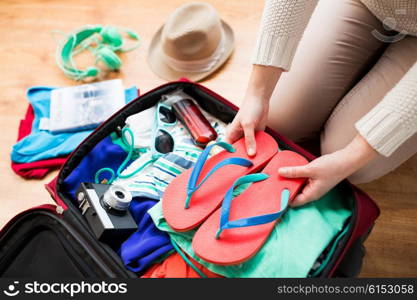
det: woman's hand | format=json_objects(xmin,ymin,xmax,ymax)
[
  {"xmin": 226, "ymin": 95, "xmax": 269, "ymax": 156},
  {"xmin": 279, "ymin": 135, "xmax": 378, "ymax": 207},
  {"xmin": 226, "ymin": 65, "xmax": 283, "ymax": 156}
]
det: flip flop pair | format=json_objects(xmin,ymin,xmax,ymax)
[{"xmin": 162, "ymin": 131, "xmax": 308, "ymax": 265}]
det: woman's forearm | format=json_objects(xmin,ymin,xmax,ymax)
[
  {"xmin": 246, "ymin": 65, "xmax": 284, "ymax": 103},
  {"xmin": 339, "ymin": 134, "xmax": 379, "ymax": 176}
]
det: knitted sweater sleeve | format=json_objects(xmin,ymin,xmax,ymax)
[
  {"xmin": 355, "ymin": 62, "xmax": 417, "ymax": 157},
  {"xmin": 252, "ymin": 0, "xmax": 318, "ymax": 71}
]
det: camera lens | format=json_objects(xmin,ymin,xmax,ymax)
[
  {"xmin": 115, "ymin": 191, "xmax": 125, "ymax": 199},
  {"xmin": 102, "ymin": 185, "xmax": 132, "ymax": 213}
]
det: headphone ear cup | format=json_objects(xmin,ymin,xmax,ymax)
[
  {"xmin": 95, "ymin": 46, "xmax": 122, "ymax": 70},
  {"xmin": 100, "ymin": 26, "xmax": 123, "ymax": 49},
  {"xmin": 85, "ymin": 66, "xmax": 99, "ymax": 77}
]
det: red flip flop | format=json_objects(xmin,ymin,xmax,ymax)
[
  {"xmin": 162, "ymin": 131, "xmax": 278, "ymax": 232},
  {"xmin": 192, "ymin": 150, "xmax": 308, "ymax": 265}
]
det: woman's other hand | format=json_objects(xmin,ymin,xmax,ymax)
[{"xmin": 279, "ymin": 135, "xmax": 378, "ymax": 206}]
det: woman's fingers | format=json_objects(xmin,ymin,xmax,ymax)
[
  {"xmin": 279, "ymin": 164, "xmax": 320, "ymax": 206},
  {"xmin": 279, "ymin": 165, "xmax": 311, "ymax": 178},
  {"xmin": 226, "ymin": 118, "xmax": 257, "ymax": 156},
  {"xmin": 243, "ymin": 124, "xmax": 256, "ymax": 156},
  {"xmin": 290, "ymin": 181, "xmax": 319, "ymax": 207},
  {"xmin": 225, "ymin": 121, "xmax": 243, "ymax": 144},
  {"xmin": 290, "ymin": 192, "xmax": 310, "ymax": 207}
]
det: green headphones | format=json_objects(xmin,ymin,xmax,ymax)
[{"xmin": 56, "ymin": 25, "xmax": 140, "ymax": 81}]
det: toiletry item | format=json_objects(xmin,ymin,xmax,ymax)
[{"xmin": 172, "ymin": 99, "xmax": 217, "ymax": 147}]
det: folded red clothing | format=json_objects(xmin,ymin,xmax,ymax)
[
  {"xmin": 141, "ymin": 252, "xmax": 223, "ymax": 278},
  {"xmin": 11, "ymin": 157, "xmax": 68, "ymax": 179}
]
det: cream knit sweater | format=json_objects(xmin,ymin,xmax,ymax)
[{"xmin": 253, "ymin": 0, "xmax": 417, "ymax": 157}]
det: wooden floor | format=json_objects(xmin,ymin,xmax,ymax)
[{"xmin": 0, "ymin": 0, "xmax": 415, "ymax": 277}]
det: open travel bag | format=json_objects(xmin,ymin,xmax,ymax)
[{"xmin": 0, "ymin": 80, "xmax": 380, "ymax": 278}]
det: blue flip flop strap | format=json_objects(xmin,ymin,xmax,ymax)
[
  {"xmin": 185, "ymin": 141, "xmax": 253, "ymax": 209},
  {"xmin": 215, "ymin": 174, "xmax": 291, "ymax": 239}
]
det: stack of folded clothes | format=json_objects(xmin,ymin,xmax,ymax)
[{"xmin": 10, "ymin": 86, "xmax": 138, "ymax": 179}]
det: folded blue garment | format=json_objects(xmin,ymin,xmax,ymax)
[
  {"xmin": 118, "ymin": 197, "xmax": 173, "ymax": 273},
  {"xmin": 11, "ymin": 86, "xmax": 138, "ymax": 164},
  {"xmin": 61, "ymin": 135, "xmax": 131, "ymax": 200}
]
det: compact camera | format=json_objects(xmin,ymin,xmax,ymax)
[{"xmin": 76, "ymin": 182, "xmax": 137, "ymax": 243}]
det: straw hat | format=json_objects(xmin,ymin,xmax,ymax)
[{"xmin": 147, "ymin": 2, "xmax": 234, "ymax": 82}]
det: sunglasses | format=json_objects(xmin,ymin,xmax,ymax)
[
  {"xmin": 95, "ymin": 103, "xmax": 178, "ymax": 184},
  {"xmin": 151, "ymin": 102, "xmax": 177, "ymax": 158},
  {"xmin": 158, "ymin": 104, "xmax": 176, "ymax": 124}
]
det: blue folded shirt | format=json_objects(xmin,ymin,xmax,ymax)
[{"xmin": 11, "ymin": 86, "xmax": 138, "ymax": 163}]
